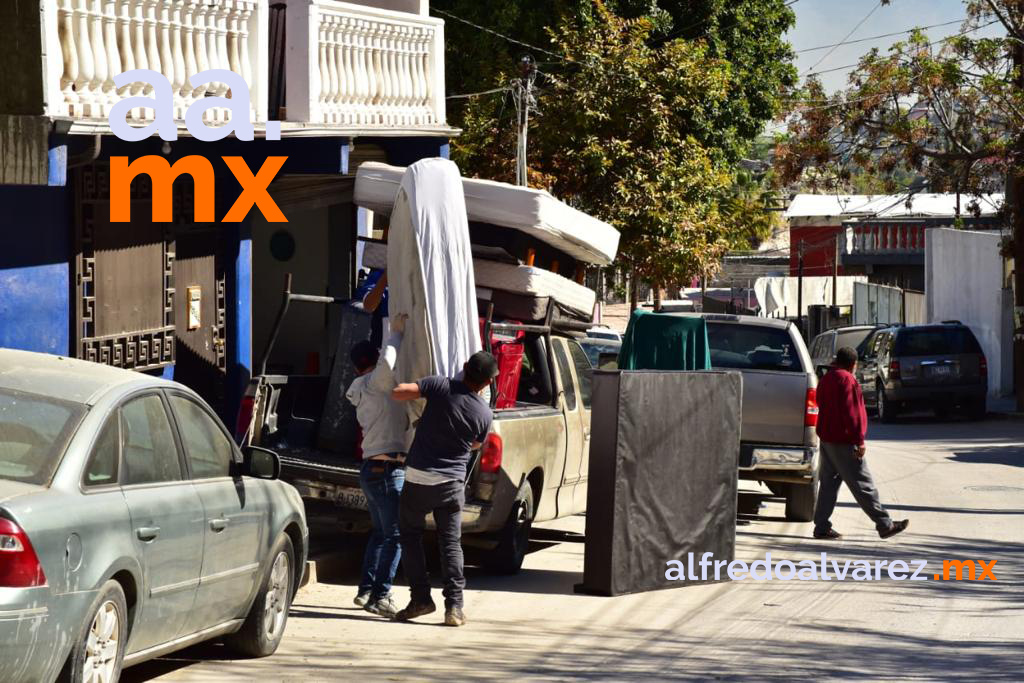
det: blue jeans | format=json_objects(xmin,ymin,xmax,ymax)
[{"xmin": 358, "ymin": 460, "xmax": 405, "ymax": 599}]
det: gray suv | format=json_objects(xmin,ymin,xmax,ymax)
[{"xmin": 855, "ymin": 322, "xmax": 988, "ymax": 421}]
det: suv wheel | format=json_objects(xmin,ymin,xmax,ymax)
[{"xmin": 877, "ymin": 384, "xmax": 897, "ymax": 423}]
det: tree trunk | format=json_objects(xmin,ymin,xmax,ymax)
[
  {"xmin": 629, "ymin": 268, "xmax": 640, "ymax": 311},
  {"xmin": 653, "ymin": 282, "xmax": 662, "ymax": 312},
  {"xmin": 1013, "ymin": 45, "xmax": 1024, "ymax": 411}
]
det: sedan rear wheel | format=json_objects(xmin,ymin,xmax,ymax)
[{"xmin": 60, "ymin": 580, "xmax": 126, "ymax": 683}]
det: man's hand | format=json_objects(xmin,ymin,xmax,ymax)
[
  {"xmin": 855, "ymin": 445, "xmax": 866, "ymax": 459},
  {"xmin": 392, "ymin": 382, "xmax": 421, "ymax": 402},
  {"xmin": 390, "ymin": 313, "xmax": 408, "ymax": 334}
]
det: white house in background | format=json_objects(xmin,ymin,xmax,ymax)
[{"xmin": 0, "ymin": 0, "xmax": 457, "ymax": 419}]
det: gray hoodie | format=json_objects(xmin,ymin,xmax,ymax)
[{"xmin": 345, "ymin": 332, "xmax": 409, "ymax": 457}]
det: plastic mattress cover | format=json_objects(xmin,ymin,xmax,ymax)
[
  {"xmin": 473, "ymin": 260, "xmax": 596, "ymax": 319},
  {"xmin": 386, "ymin": 159, "xmax": 482, "ymax": 420},
  {"xmin": 355, "ymin": 161, "xmax": 620, "ymax": 266}
]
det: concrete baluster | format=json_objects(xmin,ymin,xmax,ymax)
[{"xmin": 59, "ymin": 0, "xmax": 80, "ymax": 106}]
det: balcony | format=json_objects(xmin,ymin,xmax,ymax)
[
  {"xmin": 35, "ymin": 0, "xmax": 448, "ymax": 134},
  {"xmin": 842, "ymin": 217, "xmax": 1002, "ymax": 266}
]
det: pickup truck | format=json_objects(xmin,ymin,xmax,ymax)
[
  {"xmin": 238, "ymin": 278, "xmax": 596, "ymax": 573},
  {"xmin": 684, "ymin": 313, "xmax": 820, "ymax": 521}
]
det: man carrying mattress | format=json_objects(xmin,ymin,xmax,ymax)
[{"xmin": 390, "ymin": 350, "xmax": 499, "ymax": 627}]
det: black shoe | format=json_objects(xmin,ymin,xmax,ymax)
[
  {"xmin": 879, "ymin": 519, "xmax": 909, "ymax": 539},
  {"xmin": 353, "ymin": 590, "xmax": 372, "ymax": 607},
  {"xmin": 813, "ymin": 528, "xmax": 842, "ymax": 540},
  {"xmin": 393, "ymin": 600, "xmax": 436, "ymax": 622},
  {"xmin": 444, "ymin": 606, "xmax": 466, "ymax": 627},
  {"xmin": 364, "ymin": 594, "xmax": 398, "ymax": 618}
]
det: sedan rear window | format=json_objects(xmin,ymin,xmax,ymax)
[
  {"xmin": 707, "ymin": 324, "xmax": 805, "ymax": 373},
  {"xmin": 895, "ymin": 328, "xmax": 982, "ymax": 356},
  {"xmin": 0, "ymin": 389, "xmax": 85, "ymax": 485}
]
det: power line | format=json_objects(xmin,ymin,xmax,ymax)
[
  {"xmin": 803, "ymin": 1, "xmax": 883, "ymax": 76},
  {"xmin": 430, "ymin": 7, "xmax": 566, "ymax": 61},
  {"xmin": 794, "ymin": 18, "xmax": 965, "ymax": 53},
  {"xmin": 446, "ymin": 85, "xmax": 510, "ymax": 100}
]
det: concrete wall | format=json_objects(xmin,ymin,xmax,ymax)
[
  {"xmin": 0, "ymin": 185, "xmax": 71, "ymax": 355},
  {"xmin": 926, "ymin": 228, "xmax": 1012, "ymax": 397},
  {"xmin": 349, "ymin": 0, "xmax": 428, "ymax": 15}
]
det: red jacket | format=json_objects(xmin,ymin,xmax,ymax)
[{"xmin": 816, "ymin": 367, "xmax": 867, "ymax": 446}]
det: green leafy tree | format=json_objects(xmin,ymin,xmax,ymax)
[{"xmin": 775, "ymin": 0, "xmax": 1024, "ymax": 409}]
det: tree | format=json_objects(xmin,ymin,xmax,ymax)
[
  {"xmin": 775, "ymin": 0, "xmax": 1024, "ymax": 410},
  {"xmin": 446, "ymin": 0, "xmax": 796, "ymax": 301}
]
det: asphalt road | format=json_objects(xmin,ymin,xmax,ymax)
[{"xmin": 125, "ymin": 416, "xmax": 1023, "ymax": 681}]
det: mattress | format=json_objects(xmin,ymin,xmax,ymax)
[
  {"xmin": 355, "ymin": 162, "xmax": 620, "ymax": 266},
  {"xmin": 473, "ymin": 260, "xmax": 595, "ymax": 320}
]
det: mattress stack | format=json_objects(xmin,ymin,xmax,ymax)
[{"xmin": 355, "ymin": 163, "xmax": 620, "ymax": 323}]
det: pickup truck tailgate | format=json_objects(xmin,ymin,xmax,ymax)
[{"xmin": 738, "ymin": 370, "xmax": 808, "ymax": 445}]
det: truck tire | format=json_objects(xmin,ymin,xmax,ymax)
[
  {"xmin": 483, "ymin": 483, "xmax": 534, "ymax": 575},
  {"xmin": 226, "ymin": 534, "xmax": 294, "ymax": 658},
  {"xmin": 785, "ymin": 470, "xmax": 818, "ymax": 523}
]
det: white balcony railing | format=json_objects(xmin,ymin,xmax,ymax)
[
  {"xmin": 284, "ymin": 0, "xmax": 446, "ymax": 128},
  {"xmin": 845, "ymin": 223, "xmax": 928, "ymax": 256},
  {"xmin": 47, "ymin": 0, "xmax": 269, "ymax": 124}
]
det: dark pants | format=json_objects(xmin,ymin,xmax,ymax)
[
  {"xmin": 399, "ymin": 480, "xmax": 465, "ymax": 609},
  {"xmin": 814, "ymin": 441, "xmax": 893, "ymax": 535},
  {"xmin": 358, "ymin": 460, "xmax": 404, "ymax": 599}
]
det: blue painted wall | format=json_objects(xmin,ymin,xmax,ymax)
[{"xmin": 0, "ymin": 185, "xmax": 72, "ymax": 355}]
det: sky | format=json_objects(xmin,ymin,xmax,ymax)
[{"xmin": 788, "ymin": 0, "xmax": 1005, "ymax": 93}]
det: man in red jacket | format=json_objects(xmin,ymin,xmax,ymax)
[{"xmin": 813, "ymin": 346, "xmax": 909, "ymax": 540}]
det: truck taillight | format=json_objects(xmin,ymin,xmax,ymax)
[
  {"xmin": 479, "ymin": 433, "xmax": 503, "ymax": 474},
  {"xmin": 805, "ymin": 388, "xmax": 819, "ymax": 427},
  {"xmin": 0, "ymin": 518, "xmax": 46, "ymax": 588},
  {"xmin": 980, "ymin": 356, "xmax": 988, "ymax": 375},
  {"xmin": 235, "ymin": 394, "xmax": 256, "ymax": 441},
  {"xmin": 889, "ymin": 360, "xmax": 901, "ymax": 380}
]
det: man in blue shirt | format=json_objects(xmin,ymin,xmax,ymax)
[
  {"xmin": 355, "ymin": 268, "xmax": 388, "ymax": 348},
  {"xmin": 390, "ymin": 351, "xmax": 498, "ymax": 627}
]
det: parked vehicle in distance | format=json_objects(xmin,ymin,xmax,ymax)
[
  {"xmin": 579, "ymin": 337, "xmax": 622, "ymax": 369},
  {"xmin": 0, "ymin": 350, "xmax": 308, "ymax": 683},
  {"xmin": 855, "ymin": 322, "xmax": 988, "ymax": 422},
  {"xmin": 675, "ymin": 313, "xmax": 819, "ymax": 522},
  {"xmin": 586, "ymin": 326, "xmax": 623, "ymax": 342},
  {"xmin": 809, "ymin": 325, "xmax": 884, "ymax": 376}
]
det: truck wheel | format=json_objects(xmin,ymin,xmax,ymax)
[
  {"xmin": 226, "ymin": 534, "xmax": 294, "ymax": 658},
  {"xmin": 785, "ymin": 470, "xmax": 818, "ymax": 523},
  {"xmin": 483, "ymin": 484, "xmax": 534, "ymax": 575},
  {"xmin": 877, "ymin": 384, "xmax": 897, "ymax": 423},
  {"xmin": 60, "ymin": 579, "xmax": 127, "ymax": 683}
]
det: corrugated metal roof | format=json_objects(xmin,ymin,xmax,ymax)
[{"xmin": 785, "ymin": 193, "xmax": 1003, "ymax": 219}]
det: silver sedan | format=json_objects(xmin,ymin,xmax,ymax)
[{"xmin": 0, "ymin": 349, "xmax": 308, "ymax": 683}]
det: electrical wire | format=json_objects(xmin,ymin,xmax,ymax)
[
  {"xmin": 802, "ymin": 1, "xmax": 883, "ymax": 77},
  {"xmin": 446, "ymin": 85, "xmax": 510, "ymax": 100},
  {"xmin": 430, "ymin": 7, "xmax": 567, "ymax": 61}
]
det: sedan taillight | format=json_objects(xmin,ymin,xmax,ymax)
[
  {"xmin": 0, "ymin": 518, "xmax": 46, "ymax": 588},
  {"xmin": 805, "ymin": 388, "xmax": 819, "ymax": 427}
]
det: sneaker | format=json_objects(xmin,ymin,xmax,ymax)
[
  {"xmin": 879, "ymin": 519, "xmax": 909, "ymax": 539},
  {"xmin": 353, "ymin": 590, "xmax": 372, "ymax": 607},
  {"xmin": 393, "ymin": 600, "xmax": 437, "ymax": 622},
  {"xmin": 444, "ymin": 607, "xmax": 466, "ymax": 627},
  {"xmin": 813, "ymin": 528, "xmax": 842, "ymax": 540},
  {"xmin": 364, "ymin": 594, "xmax": 398, "ymax": 618}
]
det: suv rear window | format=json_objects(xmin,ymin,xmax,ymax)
[
  {"xmin": 707, "ymin": 323, "xmax": 805, "ymax": 373},
  {"xmin": 0, "ymin": 389, "xmax": 86, "ymax": 485},
  {"xmin": 895, "ymin": 328, "xmax": 982, "ymax": 356}
]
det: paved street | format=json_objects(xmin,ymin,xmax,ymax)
[{"xmin": 125, "ymin": 417, "xmax": 1023, "ymax": 682}]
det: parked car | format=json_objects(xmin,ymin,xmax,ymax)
[
  {"xmin": 808, "ymin": 325, "xmax": 884, "ymax": 376},
  {"xmin": 579, "ymin": 337, "xmax": 622, "ymax": 369},
  {"xmin": 855, "ymin": 322, "xmax": 988, "ymax": 422},
  {"xmin": 585, "ymin": 326, "xmax": 623, "ymax": 342},
  {"xmin": 676, "ymin": 314, "xmax": 819, "ymax": 521},
  {"xmin": 240, "ymin": 286, "xmax": 596, "ymax": 574},
  {"xmin": 0, "ymin": 349, "xmax": 308, "ymax": 683}
]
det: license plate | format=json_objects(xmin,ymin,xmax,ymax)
[
  {"xmin": 929, "ymin": 365, "xmax": 953, "ymax": 377},
  {"xmin": 337, "ymin": 487, "xmax": 368, "ymax": 510}
]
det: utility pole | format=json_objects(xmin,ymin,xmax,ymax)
[
  {"xmin": 515, "ymin": 54, "xmax": 536, "ymax": 187},
  {"xmin": 797, "ymin": 240, "xmax": 805, "ymax": 340},
  {"xmin": 832, "ymin": 232, "xmax": 839, "ymax": 308},
  {"xmin": 1013, "ymin": 42, "xmax": 1024, "ymax": 410}
]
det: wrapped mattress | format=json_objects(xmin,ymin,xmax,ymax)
[
  {"xmin": 355, "ymin": 162, "xmax": 620, "ymax": 266},
  {"xmin": 363, "ymin": 240, "xmax": 595, "ymax": 321}
]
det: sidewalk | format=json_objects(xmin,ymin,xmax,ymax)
[{"xmin": 988, "ymin": 395, "xmax": 1024, "ymax": 420}]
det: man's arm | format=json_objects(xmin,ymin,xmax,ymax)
[
  {"xmin": 847, "ymin": 375, "xmax": 867, "ymax": 455},
  {"xmin": 362, "ymin": 272, "xmax": 388, "ymax": 313},
  {"xmin": 392, "ymin": 382, "xmax": 421, "ymax": 402},
  {"xmin": 367, "ymin": 315, "xmax": 406, "ymax": 394}
]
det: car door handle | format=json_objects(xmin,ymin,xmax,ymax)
[
  {"xmin": 209, "ymin": 518, "xmax": 230, "ymax": 532},
  {"xmin": 136, "ymin": 526, "xmax": 160, "ymax": 541}
]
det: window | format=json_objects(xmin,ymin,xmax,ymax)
[
  {"xmin": 0, "ymin": 389, "xmax": 85, "ymax": 486},
  {"xmin": 170, "ymin": 396, "xmax": 235, "ymax": 479},
  {"xmin": 553, "ymin": 342, "xmax": 577, "ymax": 411},
  {"xmin": 895, "ymin": 328, "xmax": 983, "ymax": 356},
  {"xmin": 568, "ymin": 341, "xmax": 593, "ymax": 409},
  {"xmin": 84, "ymin": 414, "xmax": 119, "ymax": 487},
  {"xmin": 706, "ymin": 324, "xmax": 806, "ymax": 373},
  {"xmin": 120, "ymin": 395, "xmax": 182, "ymax": 485}
]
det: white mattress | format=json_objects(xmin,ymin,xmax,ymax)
[
  {"xmin": 355, "ymin": 162, "xmax": 620, "ymax": 266},
  {"xmin": 472, "ymin": 260, "xmax": 596, "ymax": 319}
]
